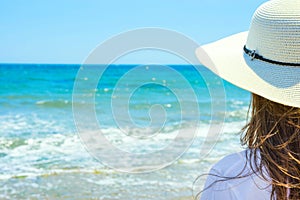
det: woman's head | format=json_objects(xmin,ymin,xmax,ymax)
[
  {"xmin": 242, "ymin": 93, "xmax": 300, "ymax": 199},
  {"xmin": 195, "ymin": 0, "xmax": 300, "ymax": 199}
]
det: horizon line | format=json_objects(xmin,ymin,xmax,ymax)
[{"xmin": 0, "ymin": 62, "xmax": 202, "ymax": 66}]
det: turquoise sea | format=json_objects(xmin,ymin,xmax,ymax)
[{"xmin": 0, "ymin": 64, "xmax": 250, "ymax": 199}]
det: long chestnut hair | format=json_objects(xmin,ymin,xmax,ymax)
[{"xmin": 242, "ymin": 93, "xmax": 300, "ymax": 199}]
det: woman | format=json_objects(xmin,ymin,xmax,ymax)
[{"xmin": 195, "ymin": 0, "xmax": 300, "ymax": 199}]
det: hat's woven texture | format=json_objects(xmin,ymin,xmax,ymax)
[{"xmin": 247, "ymin": 0, "xmax": 300, "ymax": 64}]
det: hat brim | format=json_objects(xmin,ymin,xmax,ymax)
[{"xmin": 195, "ymin": 31, "xmax": 300, "ymax": 108}]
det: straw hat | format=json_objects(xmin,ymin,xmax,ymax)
[{"xmin": 195, "ymin": 0, "xmax": 300, "ymax": 108}]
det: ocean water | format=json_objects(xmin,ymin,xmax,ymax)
[{"xmin": 0, "ymin": 64, "xmax": 250, "ymax": 199}]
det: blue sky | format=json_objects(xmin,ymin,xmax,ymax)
[{"xmin": 0, "ymin": 0, "xmax": 267, "ymax": 64}]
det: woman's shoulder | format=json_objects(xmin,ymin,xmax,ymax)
[
  {"xmin": 210, "ymin": 150, "xmax": 249, "ymax": 176},
  {"xmin": 200, "ymin": 150, "xmax": 271, "ymax": 199}
]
